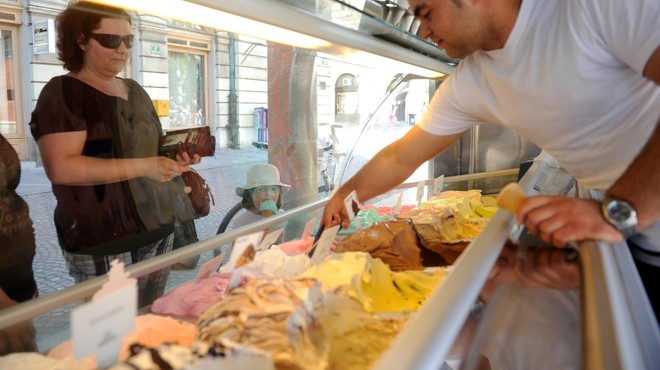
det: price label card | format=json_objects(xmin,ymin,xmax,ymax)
[
  {"xmin": 392, "ymin": 191, "xmax": 404, "ymax": 216},
  {"xmin": 416, "ymin": 181, "xmax": 425, "ymax": 205},
  {"xmin": 433, "ymin": 175, "xmax": 445, "ymax": 196},
  {"xmin": 258, "ymin": 228, "xmax": 284, "ymax": 251},
  {"xmin": 196, "ymin": 252, "xmax": 225, "ymax": 280},
  {"xmin": 344, "ymin": 190, "xmax": 360, "ymax": 221},
  {"xmin": 302, "ymin": 217, "xmax": 318, "ymax": 240},
  {"xmin": 311, "ymin": 224, "xmax": 340, "ymax": 264},
  {"xmin": 72, "ymin": 260, "xmax": 136, "ymax": 368},
  {"xmin": 219, "ymin": 231, "xmax": 263, "ymax": 273}
]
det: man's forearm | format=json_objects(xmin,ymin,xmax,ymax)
[{"xmin": 607, "ymin": 118, "xmax": 660, "ymax": 230}]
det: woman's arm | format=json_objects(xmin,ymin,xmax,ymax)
[{"xmin": 38, "ymin": 131, "xmax": 190, "ymax": 185}]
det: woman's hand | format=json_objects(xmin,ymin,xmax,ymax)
[
  {"xmin": 175, "ymin": 151, "xmax": 201, "ymax": 165},
  {"xmin": 0, "ymin": 290, "xmax": 36, "ymax": 355},
  {"xmin": 143, "ymin": 156, "xmax": 191, "ymax": 182}
]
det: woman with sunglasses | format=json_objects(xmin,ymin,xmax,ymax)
[{"xmin": 29, "ymin": 1, "xmax": 199, "ymax": 307}]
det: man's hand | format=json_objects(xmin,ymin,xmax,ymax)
[
  {"xmin": 517, "ymin": 196, "xmax": 623, "ymax": 247},
  {"xmin": 514, "ymin": 246, "xmax": 580, "ymax": 290},
  {"xmin": 322, "ymin": 192, "xmax": 351, "ymax": 229}
]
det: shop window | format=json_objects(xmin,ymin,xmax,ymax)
[
  {"xmin": 167, "ymin": 38, "xmax": 210, "ymax": 129},
  {"xmin": 335, "ymin": 73, "xmax": 359, "ymax": 124},
  {"xmin": 0, "ymin": 28, "xmax": 18, "ymax": 137}
]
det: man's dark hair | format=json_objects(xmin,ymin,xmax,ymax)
[{"xmin": 56, "ymin": 1, "xmax": 132, "ymax": 72}]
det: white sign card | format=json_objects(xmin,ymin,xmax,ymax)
[
  {"xmin": 258, "ymin": 228, "xmax": 285, "ymax": 251},
  {"xmin": 219, "ymin": 231, "xmax": 263, "ymax": 273},
  {"xmin": 302, "ymin": 217, "xmax": 318, "ymax": 240},
  {"xmin": 344, "ymin": 190, "xmax": 363, "ymax": 230},
  {"xmin": 196, "ymin": 252, "xmax": 225, "ymax": 280},
  {"xmin": 416, "ymin": 181, "xmax": 425, "ymax": 205},
  {"xmin": 343, "ymin": 190, "xmax": 360, "ymax": 221},
  {"xmin": 433, "ymin": 175, "xmax": 445, "ymax": 196},
  {"xmin": 72, "ymin": 260, "xmax": 136, "ymax": 368},
  {"xmin": 310, "ymin": 224, "xmax": 340, "ymax": 264},
  {"xmin": 392, "ymin": 191, "xmax": 404, "ymax": 216}
]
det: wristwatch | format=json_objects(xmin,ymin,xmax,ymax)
[
  {"xmin": 601, "ymin": 196, "xmax": 638, "ymax": 239},
  {"xmin": 470, "ymin": 295, "xmax": 486, "ymax": 320}
]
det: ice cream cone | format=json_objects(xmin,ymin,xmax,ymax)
[
  {"xmin": 497, "ymin": 183, "xmax": 526, "ymax": 213},
  {"xmin": 259, "ymin": 199, "xmax": 277, "ymax": 218}
]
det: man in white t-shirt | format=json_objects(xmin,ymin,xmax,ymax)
[{"xmin": 322, "ymin": 0, "xmax": 659, "ymax": 315}]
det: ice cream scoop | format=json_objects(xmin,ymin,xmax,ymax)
[
  {"xmin": 497, "ymin": 183, "xmax": 527, "ymax": 213},
  {"xmin": 259, "ymin": 199, "xmax": 277, "ymax": 217}
]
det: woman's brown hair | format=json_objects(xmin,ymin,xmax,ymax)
[{"xmin": 56, "ymin": 1, "xmax": 132, "ymax": 72}]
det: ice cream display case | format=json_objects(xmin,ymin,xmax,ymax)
[{"xmin": 3, "ymin": 0, "xmax": 659, "ymax": 369}]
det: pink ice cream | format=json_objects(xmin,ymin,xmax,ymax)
[
  {"xmin": 277, "ymin": 236, "xmax": 315, "ymax": 255},
  {"xmin": 150, "ymin": 273, "xmax": 249, "ymax": 318}
]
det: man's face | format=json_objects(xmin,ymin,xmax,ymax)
[{"xmin": 409, "ymin": 0, "xmax": 485, "ymax": 58}]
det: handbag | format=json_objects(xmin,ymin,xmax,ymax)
[{"xmin": 181, "ymin": 169, "xmax": 215, "ymax": 218}]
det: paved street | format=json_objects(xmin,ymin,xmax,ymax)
[{"xmin": 17, "ymin": 147, "xmax": 270, "ymax": 350}]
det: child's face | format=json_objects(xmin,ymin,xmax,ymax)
[{"xmin": 252, "ymin": 185, "xmax": 281, "ymax": 209}]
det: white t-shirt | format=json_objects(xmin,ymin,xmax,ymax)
[
  {"xmin": 420, "ymin": 0, "xmax": 659, "ymax": 189},
  {"xmin": 418, "ymin": 0, "xmax": 660, "ymax": 245}
]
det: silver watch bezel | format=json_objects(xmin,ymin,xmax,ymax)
[{"xmin": 601, "ymin": 196, "xmax": 638, "ymax": 239}]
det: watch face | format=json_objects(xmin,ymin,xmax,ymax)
[
  {"xmin": 605, "ymin": 199, "xmax": 638, "ymax": 230},
  {"xmin": 609, "ymin": 202, "xmax": 632, "ymax": 221}
]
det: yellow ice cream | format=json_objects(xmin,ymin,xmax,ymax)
[
  {"xmin": 302, "ymin": 252, "xmax": 448, "ymax": 313},
  {"xmin": 420, "ymin": 189, "xmax": 498, "ymax": 219},
  {"xmin": 316, "ymin": 291, "xmax": 408, "ymax": 370}
]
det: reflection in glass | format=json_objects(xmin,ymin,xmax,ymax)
[
  {"xmin": 0, "ymin": 30, "xmax": 17, "ymax": 136},
  {"xmin": 168, "ymin": 51, "xmax": 206, "ymax": 129},
  {"xmin": 455, "ymin": 242, "xmax": 581, "ymax": 370}
]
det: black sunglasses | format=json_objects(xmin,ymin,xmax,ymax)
[{"xmin": 87, "ymin": 33, "xmax": 134, "ymax": 49}]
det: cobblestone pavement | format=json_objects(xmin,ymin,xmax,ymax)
[{"xmin": 17, "ymin": 147, "xmax": 270, "ymax": 351}]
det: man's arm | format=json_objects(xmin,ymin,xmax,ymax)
[
  {"xmin": 517, "ymin": 117, "xmax": 659, "ymax": 247},
  {"xmin": 322, "ymin": 126, "xmax": 464, "ymax": 227},
  {"xmin": 607, "ymin": 118, "xmax": 660, "ymax": 230},
  {"xmin": 643, "ymin": 46, "xmax": 660, "ymax": 84}
]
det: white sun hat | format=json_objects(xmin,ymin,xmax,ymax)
[{"xmin": 236, "ymin": 164, "xmax": 291, "ymax": 197}]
